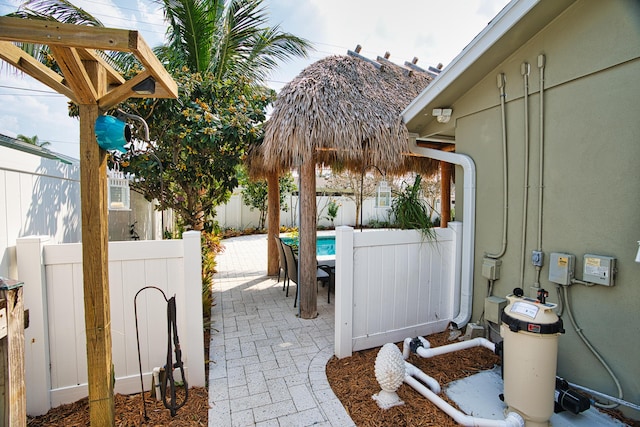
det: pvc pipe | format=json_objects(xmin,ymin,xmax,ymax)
[
  {"xmin": 402, "ymin": 336, "xmax": 431, "ymax": 360},
  {"xmin": 152, "ymin": 367, "xmax": 162, "ymax": 401},
  {"xmin": 404, "ymin": 374, "xmax": 524, "ymax": 427},
  {"xmin": 405, "ymin": 362, "xmax": 441, "ymax": 394},
  {"xmin": 408, "ymin": 138, "xmax": 476, "ymax": 329},
  {"xmin": 415, "ymin": 337, "xmax": 496, "ymax": 359}
]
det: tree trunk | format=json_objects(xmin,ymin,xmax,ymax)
[
  {"xmin": 299, "ymin": 156, "xmax": 317, "ymax": 318},
  {"xmin": 267, "ymin": 172, "xmax": 280, "ymax": 276}
]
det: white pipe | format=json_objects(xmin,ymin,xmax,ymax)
[
  {"xmin": 519, "ymin": 63, "xmax": 531, "ymax": 289},
  {"xmin": 152, "ymin": 367, "xmax": 162, "ymax": 401},
  {"xmin": 402, "ymin": 336, "xmax": 431, "ymax": 360},
  {"xmin": 405, "ymin": 362, "xmax": 441, "ymax": 394},
  {"xmin": 409, "ymin": 138, "xmax": 476, "ymax": 329},
  {"xmin": 415, "ymin": 337, "xmax": 496, "ymax": 359},
  {"xmin": 404, "ymin": 374, "xmax": 524, "ymax": 427},
  {"xmin": 486, "ymin": 73, "xmax": 509, "ymax": 260}
]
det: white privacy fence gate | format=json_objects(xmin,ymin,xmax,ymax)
[
  {"xmin": 334, "ymin": 223, "xmax": 462, "ymax": 358},
  {"xmin": 16, "ymin": 232, "xmax": 205, "ymax": 416}
]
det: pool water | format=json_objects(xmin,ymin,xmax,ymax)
[{"xmin": 281, "ymin": 235, "xmax": 336, "ymax": 256}]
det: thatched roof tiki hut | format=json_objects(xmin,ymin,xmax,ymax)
[{"xmin": 256, "ymin": 48, "xmax": 441, "ymax": 319}]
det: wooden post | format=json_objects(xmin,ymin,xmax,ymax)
[
  {"xmin": 0, "ymin": 284, "xmax": 26, "ymax": 426},
  {"xmin": 299, "ymin": 155, "xmax": 317, "ymax": 319},
  {"xmin": 267, "ymin": 172, "xmax": 280, "ymax": 276},
  {"xmin": 79, "ymin": 62, "xmax": 115, "ymax": 425},
  {"xmin": 440, "ymin": 161, "xmax": 452, "ymax": 228}
]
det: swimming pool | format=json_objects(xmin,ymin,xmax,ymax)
[{"xmin": 281, "ymin": 235, "xmax": 335, "ymax": 256}]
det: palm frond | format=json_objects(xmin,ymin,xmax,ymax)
[{"xmin": 13, "ymin": 0, "xmax": 104, "ymax": 26}]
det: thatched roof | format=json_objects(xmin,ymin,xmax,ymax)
[{"xmin": 250, "ymin": 53, "xmax": 440, "ymax": 177}]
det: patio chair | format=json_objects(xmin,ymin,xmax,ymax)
[
  {"xmin": 282, "ymin": 242, "xmax": 329, "ymax": 308},
  {"xmin": 317, "ymin": 264, "xmax": 335, "ymax": 304},
  {"xmin": 275, "ymin": 236, "xmax": 288, "ymax": 290}
]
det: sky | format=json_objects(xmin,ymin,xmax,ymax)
[{"xmin": 0, "ymin": 0, "xmax": 511, "ymax": 159}]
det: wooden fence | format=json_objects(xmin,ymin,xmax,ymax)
[{"xmin": 16, "ymin": 232, "xmax": 204, "ymax": 416}]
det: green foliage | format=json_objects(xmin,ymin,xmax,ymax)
[
  {"xmin": 116, "ymin": 69, "xmax": 276, "ymax": 230},
  {"xmin": 200, "ymin": 231, "xmax": 224, "ymax": 323},
  {"xmin": 390, "ymin": 175, "xmax": 436, "ymax": 239},
  {"xmin": 238, "ymin": 166, "xmax": 296, "ymax": 230},
  {"xmin": 324, "ymin": 199, "xmax": 340, "ymax": 224}
]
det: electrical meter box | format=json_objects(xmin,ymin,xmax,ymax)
[
  {"xmin": 583, "ymin": 254, "xmax": 616, "ymax": 286},
  {"xmin": 549, "ymin": 253, "xmax": 575, "ymax": 285}
]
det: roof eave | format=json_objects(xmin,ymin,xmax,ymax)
[{"xmin": 402, "ymin": 0, "xmax": 577, "ymax": 137}]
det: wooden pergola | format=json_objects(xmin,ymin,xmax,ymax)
[{"xmin": 0, "ymin": 16, "xmax": 177, "ymax": 425}]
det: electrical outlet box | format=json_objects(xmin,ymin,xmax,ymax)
[
  {"xmin": 531, "ymin": 250, "xmax": 544, "ymax": 267},
  {"xmin": 485, "ymin": 296, "xmax": 507, "ymax": 324},
  {"xmin": 482, "ymin": 258, "xmax": 502, "ymax": 280},
  {"xmin": 583, "ymin": 254, "xmax": 616, "ymax": 286},
  {"xmin": 549, "ymin": 252, "xmax": 575, "ymax": 285}
]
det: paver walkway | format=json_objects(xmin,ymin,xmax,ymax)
[{"xmin": 208, "ymin": 234, "xmax": 355, "ymax": 426}]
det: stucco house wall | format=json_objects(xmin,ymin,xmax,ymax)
[{"xmin": 406, "ymin": 0, "xmax": 639, "ymax": 419}]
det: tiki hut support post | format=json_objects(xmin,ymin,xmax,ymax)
[
  {"xmin": 299, "ymin": 155, "xmax": 318, "ymax": 318},
  {"xmin": 267, "ymin": 171, "xmax": 280, "ymax": 276},
  {"xmin": 440, "ymin": 161, "xmax": 452, "ymax": 227}
]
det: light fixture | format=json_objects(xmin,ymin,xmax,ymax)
[
  {"xmin": 95, "ymin": 115, "xmax": 131, "ymax": 152},
  {"xmin": 132, "ymin": 76, "xmax": 156, "ymax": 95},
  {"xmin": 635, "ymin": 241, "xmax": 640, "ymax": 263},
  {"xmin": 432, "ymin": 108, "xmax": 452, "ymax": 124},
  {"xmin": 107, "ymin": 168, "xmax": 131, "ymax": 210}
]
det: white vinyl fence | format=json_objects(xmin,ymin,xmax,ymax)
[
  {"xmin": 334, "ymin": 223, "xmax": 462, "ymax": 358},
  {"xmin": 16, "ymin": 231, "xmax": 205, "ymax": 416}
]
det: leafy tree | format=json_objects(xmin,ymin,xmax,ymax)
[
  {"xmin": 326, "ymin": 170, "xmax": 380, "ymax": 228},
  {"xmin": 238, "ymin": 167, "xmax": 296, "ymax": 230},
  {"xmin": 116, "ymin": 69, "xmax": 275, "ymax": 230},
  {"xmin": 12, "ymin": 0, "xmax": 311, "ymax": 230}
]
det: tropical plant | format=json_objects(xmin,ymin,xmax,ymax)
[
  {"xmin": 16, "ymin": 133, "xmax": 51, "ymax": 148},
  {"xmin": 390, "ymin": 174, "xmax": 436, "ymax": 239},
  {"xmin": 11, "ymin": 0, "xmax": 311, "ymax": 231},
  {"xmin": 324, "ymin": 199, "xmax": 340, "ymax": 226}
]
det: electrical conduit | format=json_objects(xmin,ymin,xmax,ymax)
[
  {"xmin": 534, "ymin": 54, "xmax": 546, "ymax": 287},
  {"xmin": 486, "ymin": 73, "xmax": 509, "ymax": 260},
  {"xmin": 408, "ymin": 138, "xmax": 476, "ymax": 329},
  {"xmin": 519, "ymin": 63, "xmax": 531, "ymax": 289}
]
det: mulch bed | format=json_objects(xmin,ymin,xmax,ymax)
[
  {"xmin": 326, "ymin": 330, "xmax": 639, "ymax": 427},
  {"xmin": 326, "ymin": 331, "xmax": 500, "ymax": 427},
  {"xmin": 26, "ymin": 387, "xmax": 208, "ymax": 426}
]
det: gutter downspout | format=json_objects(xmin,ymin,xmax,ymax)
[{"xmin": 409, "ymin": 137, "xmax": 476, "ymax": 329}]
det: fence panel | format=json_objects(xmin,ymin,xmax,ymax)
[
  {"xmin": 335, "ymin": 224, "xmax": 462, "ymax": 358},
  {"xmin": 17, "ymin": 232, "xmax": 204, "ymax": 415}
]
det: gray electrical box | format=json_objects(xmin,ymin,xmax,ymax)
[
  {"xmin": 549, "ymin": 252, "xmax": 575, "ymax": 285},
  {"xmin": 583, "ymin": 254, "xmax": 616, "ymax": 286},
  {"xmin": 485, "ymin": 296, "xmax": 507, "ymax": 324},
  {"xmin": 482, "ymin": 257, "xmax": 502, "ymax": 280}
]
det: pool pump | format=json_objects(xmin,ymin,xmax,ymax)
[{"xmin": 500, "ymin": 288, "xmax": 565, "ymax": 427}]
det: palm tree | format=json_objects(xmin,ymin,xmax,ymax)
[
  {"xmin": 12, "ymin": 0, "xmax": 311, "ymax": 82},
  {"xmin": 155, "ymin": 0, "xmax": 311, "ymax": 81},
  {"xmin": 16, "ymin": 133, "xmax": 51, "ymax": 148}
]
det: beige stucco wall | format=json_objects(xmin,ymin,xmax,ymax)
[{"xmin": 447, "ymin": 0, "xmax": 639, "ymax": 417}]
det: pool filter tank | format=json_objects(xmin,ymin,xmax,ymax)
[{"xmin": 500, "ymin": 288, "xmax": 564, "ymax": 427}]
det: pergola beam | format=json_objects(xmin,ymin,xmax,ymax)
[{"xmin": 0, "ymin": 16, "xmax": 178, "ymax": 425}]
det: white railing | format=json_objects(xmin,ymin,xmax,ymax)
[
  {"xmin": 16, "ymin": 232, "xmax": 205, "ymax": 416},
  {"xmin": 334, "ymin": 223, "xmax": 462, "ymax": 358}
]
